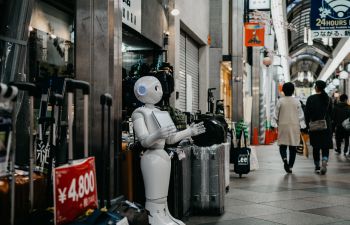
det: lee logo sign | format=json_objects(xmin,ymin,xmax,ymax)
[
  {"xmin": 54, "ymin": 157, "xmax": 98, "ymax": 225},
  {"xmin": 238, "ymin": 154, "xmax": 249, "ymax": 165}
]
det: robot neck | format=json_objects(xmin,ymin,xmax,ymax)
[{"xmin": 145, "ymin": 103, "xmax": 156, "ymax": 109}]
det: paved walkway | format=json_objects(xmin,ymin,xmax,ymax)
[{"xmin": 186, "ymin": 144, "xmax": 350, "ymax": 225}]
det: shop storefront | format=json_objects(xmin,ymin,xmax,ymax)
[
  {"xmin": 220, "ymin": 61, "xmax": 232, "ymax": 122},
  {"xmin": 178, "ymin": 30, "xmax": 200, "ymax": 113}
]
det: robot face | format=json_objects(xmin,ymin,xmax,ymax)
[{"xmin": 134, "ymin": 76, "xmax": 163, "ymax": 104}]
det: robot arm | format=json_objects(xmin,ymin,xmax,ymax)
[
  {"xmin": 133, "ymin": 112, "xmax": 177, "ymax": 148},
  {"xmin": 166, "ymin": 122, "xmax": 206, "ymax": 145}
]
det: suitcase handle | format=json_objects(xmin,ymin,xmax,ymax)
[
  {"xmin": 66, "ymin": 79, "xmax": 90, "ymax": 162},
  {"xmin": 9, "ymin": 82, "xmax": 39, "ymax": 213},
  {"xmin": 0, "ymin": 83, "xmax": 18, "ymax": 101},
  {"xmin": 50, "ymin": 93, "xmax": 63, "ymax": 106},
  {"xmin": 66, "ymin": 79, "xmax": 90, "ymax": 95},
  {"xmin": 0, "ymin": 83, "xmax": 18, "ymax": 225},
  {"xmin": 9, "ymin": 82, "xmax": 39, "ymax": 97},
  {"xmin": 100, "ymin": 93, "xmax": 112, "ymax": 208}
]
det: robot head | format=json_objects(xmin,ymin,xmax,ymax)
[{"xmin": 134, "ymin": 76, "xmax": 163, "ymax": 104}]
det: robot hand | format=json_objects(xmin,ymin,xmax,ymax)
[
  {"xmin": 190, "ymin": 122, "xmax": 206, "ymax": 136},
  {"xmin": 156, "ymin": 125, "xmax": 177, "ymax": 139}
]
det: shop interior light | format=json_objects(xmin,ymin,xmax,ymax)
[
  {"xmin": 170, "ymin": 8, "xmax": 180, "ymax": 16},
  {"xmin": 307, "ymin": 71, "xmax": 314, "ymax": 82},
  {"xmin": 329, "ymin": 38, "xmax": 333, "ymax": 47},
  {"xmin": 304, "ymin": 27, "xmax": 308, "ymax": 44},
  {"xmin": 339, "ymin": 70, "xmax": 349, "ymax": 79},
  {"xmin": 319, "ymin": 38, "xmax": 350, "ymax": 81},
  {"xmin": 332, "ymin": 78, "xmax": 340, "ymax": 86},
  {"xmin": 307, "ymin": 29, "xmax": 313, "ymax": 46},
  {"xmin": 298, "ymin": 72, "xmax": 304, "ymax": 82}
]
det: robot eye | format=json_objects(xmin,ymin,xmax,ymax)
[
  {"xmin": 155, "ymin": 85, "xmax": 159, "ymax": 91},
  {"xmin": 137, "ymin": 85, "xmax": 147, "ymax": 96}
]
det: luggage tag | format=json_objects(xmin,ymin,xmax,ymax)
[{"xmin": 176, "ymin": 149, "xmax": 186, "ymax": 160}]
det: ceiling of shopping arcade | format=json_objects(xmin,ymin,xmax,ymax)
[{"xmin": 273, "ymin": 0, "xmax": 350, "ymax": 89}]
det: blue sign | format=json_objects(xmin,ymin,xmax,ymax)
[{"xmin": 310, "ymin": 0, "xmax": 350, "ymax": 37}]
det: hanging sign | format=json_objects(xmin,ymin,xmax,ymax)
[
  {"xmin": 310, "ymin": 0, "xmax": 350, "ymax": 38},
  {"xmin": 122, "ymin": 0, "xmax": 141, "ymax": 33},
  {"xmin": 244, "ymin": 23, "xmax": 265, "ymax": 47},
  {"xmin": 249, "ymin": 0, "xmax": 270, "ymax": 10},
  {"xmin": 54, "ymin": 157, "xmax": 98, "ymax": 225}
]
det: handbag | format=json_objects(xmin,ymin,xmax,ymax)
[
  {"xmin": 249, "ymin": 146, "xmax": 259, "ymax": 171},
  {"xmin": 296, "ymin": 134, "xmax": 309, "ymax": 158},
  {"xmin": 309, "ymin": 99, "xmax": 330, "ymax": 132},
  {"xmin": 309, "ymin": 120, "xmax": 327, "ymax": 131},
  {"xmin": 342, "ymin": 118, "xmax": 350, "ymax": 131}
]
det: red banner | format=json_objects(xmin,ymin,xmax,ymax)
[
  {"xmin": 244, "ymin": 23, "xmax": 265, "ymax": 47},
  {"xmin": 54, "ymin": 157, "xmax": 98, "ymax": 225}
]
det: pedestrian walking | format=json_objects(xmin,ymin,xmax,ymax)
[
  {"xmin": 332, "ymin": 94, "xmax": 350, "ymax": 156},
  {"xmin": 272, "ymin": 82, "xmax": 306, "ymax": 173},
  {"xmin": 305, "ymin": 80, "xmax": 333, "ymax": 175}
]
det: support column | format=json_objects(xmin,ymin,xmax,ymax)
[
  {"xmin": 231, "ymin": 0, "xmax": 244, "ymax": 122},
  {"xmin": 75, "ymin": 0, "xmax": 122, "ymax": 197},
  {"xmin": 251, "ymin": 48, "xmax": 261, "ymax": 141}
]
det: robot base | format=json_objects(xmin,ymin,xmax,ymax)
[{"xmin": 146, "ymin": 201, "xmax": 185, "ymax": 225}]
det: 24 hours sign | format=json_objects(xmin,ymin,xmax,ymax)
[{"xmin": 310, "ymin": 0, "xmax": 350, "ymax": 38}]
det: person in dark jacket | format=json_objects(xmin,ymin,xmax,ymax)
[
  {"xmin": 332, "ymin": 94, "xmax": 350, "ymax": 155},
  {"xmin": 305, "ymin": 80, "xmax": 333, "ymax": 175}
]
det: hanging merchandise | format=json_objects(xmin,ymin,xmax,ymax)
[
  {"xmin": 244, "ymin": 23, "xmax": 265, "ymax": 47},
  {"xmin": 153, "ymin": 62, "xmax": 175, "ymax": 107}
]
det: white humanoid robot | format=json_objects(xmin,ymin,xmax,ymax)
[{"xmin": 132, "ymin": 76, "xmax": 206, "ymax": 225}]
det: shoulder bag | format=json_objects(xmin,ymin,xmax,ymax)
[{"xmin": 309, "ymin": 99, "xmax": 329, "ymax": 132}]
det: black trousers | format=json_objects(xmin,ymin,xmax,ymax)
[
  {"xmin": 279, "ymin": 145, "xmax": 297, "ymax": 168},
  {"xmin": 313, "ymin": 148, "xmax": 329, "ymax": 168},
  {"xmin": 335, "ymin": 126, "xmax": 349, "ymax": 153}
]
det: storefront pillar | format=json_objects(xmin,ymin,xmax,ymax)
[
  {"xmin": 75, "ymin": 0, "xmax": 122, "ymax": 197},
  {"xmin": 231, "ymin": 0, "xmax": 244, "ymax": 122}
]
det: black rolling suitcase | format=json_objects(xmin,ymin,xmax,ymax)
[
  {"xmin": 167, "ymin": 138, "xmax": 192, "ymax": 220},
  {"xmin": 233, "ymin": 130, "xmax": 251, "ymax": 178},
  {"xmin": 191, "ymin": 144, "xmax": 225, "ymax": 215}
]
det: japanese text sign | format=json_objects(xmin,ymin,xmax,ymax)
[{"xmin": 310, "ymin": 0, "xmax": 350, "ymax": 37}]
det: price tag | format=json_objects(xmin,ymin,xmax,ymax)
[
  {"xmin": 54, "ymin": 157, "xmax": 98, "ymax": 225},
  {"xmin": 117, "ymin": 217, "xmax": 129, "ymax": 225}
]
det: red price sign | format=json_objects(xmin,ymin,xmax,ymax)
[{"xmin": 54, "ymin": 157, "xmax": 98, "ymax": 225}]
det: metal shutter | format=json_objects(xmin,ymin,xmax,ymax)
[
  {"xmin": 186, "ymin": 37, "xmax": 199, "ymax": 112},
  {"xmin": 178, "ymin": 32, "xmax": 187, "ymax": 111}
]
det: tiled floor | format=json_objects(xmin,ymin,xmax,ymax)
[{"xmin": 185, "ymin": 144, "xmax": 350, "ymax": 225}]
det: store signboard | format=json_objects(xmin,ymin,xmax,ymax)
[
  {"xmin": 244, "ymin": 23, "xmax": 265, "ymax": 47},
  {"xmin": 122, "ymin": 0, "xmax": 141, "ymax": 33},
  {"xmin": 249, "ymin": 0, "xmax": 270, "ymax": 10},
  {"xmin": 310, "ymin": 0, "xmax": 350, "ymax": 38}
]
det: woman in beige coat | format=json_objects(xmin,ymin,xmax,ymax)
[{"xmin": 272, "ymin": 82, "xmax": 306, "ymax": 173}]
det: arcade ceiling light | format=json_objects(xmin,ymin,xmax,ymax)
[{"xmin": 171, "ymin": 9, "xmax": 180, "ymax": 16}]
